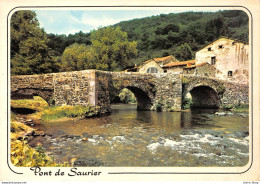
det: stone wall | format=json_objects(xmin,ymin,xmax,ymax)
[
  {"xmin": 151, "ymin": 73, "xmax": 182, "ymax": 111},
  {"xmin": 11, "ymin": 74, "xmax": 54, "ymax": 104},
  {"xmin": 182, "ymin": 74, "xmax": 249, "ymax": 108},
  {"xmin": 221, "ymin": 82, "xmax": 249, "ymax": 106},
  {"xmin": 195, "ymin": 37, "xmax": 249, "ymax": 84},
  {"xmin": 89, "ymin": 71, "xmax": 183, "ymax": 112},
  {"xmin": 95, "ymin": 71, "xmax": 112, "ymax": 114},
  {"xmin": 11, "ymin": 70, "xmax": 248, "ymax": 113},
  {"xmin": 165, "ymin": 66, "xmax": 183, "ymax": 74},
  {"xmin": 52, "ymin": 70, "xmax": 96, "ymax": 106}
]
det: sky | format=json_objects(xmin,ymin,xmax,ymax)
[{"xmin": 35, "ymin": 9, "xmax": 223, "ymax": 35}]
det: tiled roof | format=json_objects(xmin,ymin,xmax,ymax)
[
  {"xmin": 184, "ymin": 62, "xmax": 208, "ymax": 69},
  {"xmin": 142, "ymin": 55, "xmax": 177, "ymax": 64},
  {"xmin": 163, "ymin": 60, "xmax": 196, "ymax": 68}
]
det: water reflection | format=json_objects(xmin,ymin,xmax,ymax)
[{"xmin": 30, "ymin": 104, "xmax": 249, "ymax": 167}]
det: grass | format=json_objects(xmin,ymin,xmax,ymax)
[
  {"xmin": 231, "ymin": 104, "xmax": 249, "ymax": 112},
  {"xmin": 11, "ymin": 96, "xmax": 99, "ymax": 121},
  {"xmin": 222, "ymin": 104, "xmax": 249, "ymax": 112},
  {"xmin": 11, "ymin": 96, "xmax": 49, "ymax": 111},
  {"xmin": 40, "ymin": 105, "xmax": 98, "ymax": 121}
]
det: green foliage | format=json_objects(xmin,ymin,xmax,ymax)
[
  {"xmin": 11, "ymin": 96, "xmax": 49, "ymax": 111},
  {"xmin": 41, "ymin": 105, "xmax": 97, "ymax": 121},
  {"xmin": 11, "ymin": 10, "xmax": 248, "ymax": 74},
  {"xmin": 174, "ymin": 43, "xmax": 194, "ymax": 61},
  {"xmin": 155, "ymin": 97, "xmax": 163, "ymax": 111},
  {"xmin": 11, "ymin": 10, "xmax": 58, "ymax": 75},
  {"xmin": 182, "ymin": 77, "xmax": 190, "ymax": 84},
  {"xmin": 114, "ymin": 10, "xmax": 248, "ymax": 64},
  {"xmin": 60, "ymin": 43, "xmax": 95, "ymax": 71},
  {"xmin": 60, "ymin": 27, "xmax": 138, "ymax": 72},
  {"xmin": 11, "ymin": 139, "xmax": 70, "ymax": 167},
  {"xmin": 118, "ymin": 88, "xmax": 137, "ymax": 103},
  {"xmin": 182, "ymin": 97, "xmax": 193, "ymax": 110},
  {"xmin": 90, "ymin": 26, "xmax": 138, "ymax": 71},
  {"xmin": 47, "ymin": 31, "xmax": 91, "ymax": 57},
  {"xmin": 218, "ymin": 84, "xmax": 226, "ymax": 93},
  {"xmin": 222, "ymin": 103, "xmax": 249, "ymax": 112},
  {"xmin": 11, "ymin": 140, "xmax": 55, "ymax": 167}
]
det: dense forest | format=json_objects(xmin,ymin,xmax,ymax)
[
  {"xmin": 46, "ymin": 10, "xmax": 248, "ymax": 66},
  {"xmin": 115, "ymin": 10, "xmax": 249, "ymax": 64},
  {"xmin": 11, "ymin": 10, "xmax": 248, "ymax": 75}
]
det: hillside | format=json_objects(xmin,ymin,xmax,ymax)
[
  {"xmin": 114, "ymin": 10, "xmax": 249, "ymax": 64},
  {"xmin": 47, "ymin": 10, "xmax": 249, "ymax": 66}
]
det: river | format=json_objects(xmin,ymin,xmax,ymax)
[{"xmin": 28, "ymin": 104, "xmax": 249, "ymax": 167}]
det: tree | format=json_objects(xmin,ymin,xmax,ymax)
[
  {"xmin": 174, "ymin": 43, "xmax": 194, "ymax": 61},
  {"xmin": 11, "ymin": 10, "xmax": 57, "ymax": 75},
  {"xmin": 60, "ymin": 43, "xmax": 95, "ymax": 71},
  {"xmin": 90, "ymin": 26, "xmax": 138, "ymax": 71}
]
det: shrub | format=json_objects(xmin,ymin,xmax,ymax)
[
  {"xmin": 11, "ymin": 140, "xmax": 70, "ymax": 167},
  {"xmin": 182, "ymin": 97, "xmax": 193, "ymax": 109},
  {"xmin": 41, "ymin": 105, "xmax": 98, "ymax": 121},
  {"xmin": 11, "ymin": 140, "xmax": 54, "ymax": 167}
]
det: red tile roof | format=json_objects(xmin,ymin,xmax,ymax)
[
  {"xmin": 184, "ymin": 62, "xmax": 208, "ymax": 69},
  {"xmin": 163, "ymin": 60, "xmax": 196, "ymax": 68},
  {"xmin": 142, "ymin": 55, "xmax": 178, "ymax": 64}
]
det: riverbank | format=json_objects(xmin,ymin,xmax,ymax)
[
  {"xmin": 224, "ymin": 104, "xmax": 249, "ymax": 112},
  {"xmin": 10, "ymin": 114, "xmax": 60, "ymax": 167},
  {"xmin": 10, "ymin": 97, "xmax": 100, "ymax": 167},
  {"xmin": 11, "ymin": 96, "xmax": 100, "ymax": 121}
]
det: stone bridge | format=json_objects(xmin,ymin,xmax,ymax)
[{"xmin": 11, "ymin": 70, "xmax": 249, "ymax": 113}]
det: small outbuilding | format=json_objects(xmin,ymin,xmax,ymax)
[
  {"xmin": 162, "ymin": 60, "xmax": 195, "ymax": 74},
  {"xmin": 138, "ymin": 55, "xmax": 178, "ymax": 74}
]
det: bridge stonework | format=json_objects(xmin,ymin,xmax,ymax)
[
  {"xmin": 11, "ymin": 70, "xmax": 249, "ymax": 113},
  {"xmin": 182, "ymin": 75, "xmax": 249, "ymax": 108}
]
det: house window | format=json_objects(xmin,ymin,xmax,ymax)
[
  {"xmin": 147, "ymin": 67, "xmax": 158, "ymax": 73},
  {"xmin": 208, "ymin": 47, "xmax": 212, "ymax": 51},
  {"xmin": 219, "ymin": 45, "xmax": 223, "ymax": 49},
  {"xmin": 211, "ymin": 57, "xmax": 216, "ymax": 65},
  {"xmin": 232, "ymin": 42, "xmax": 236, "ymax": 45},
  {"xmin": 228, "ymin": 71, "xmax": 233, "ymax": 77}
]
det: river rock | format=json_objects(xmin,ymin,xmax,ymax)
[
  {"xmin": 82, "ymin": 133, "xmax": 91, "ymax": 138},
  {"xmin": 82, "ymin": 137, "xmax": 88, "ymax": 141},
  {"xmin": 73, "ymin": 157, "xmax": 104, "ymax": 167},
  {"xmin": 215, "ymin": 112, "xmax": 226, "ymax": 116},
  {"xmin": 35, "ymin": 131, "xmax": 46, "ymax": 136},
  {"xmin": 238, "ymin": 113, "xmax": 247, "ymax": 118}
]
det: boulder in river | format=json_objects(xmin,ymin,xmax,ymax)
[{"xmin": 215, "ymin": 112, "xmax": 226, "ymax": 116}]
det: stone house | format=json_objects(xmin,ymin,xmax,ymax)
[
  {"xmin": 183, "ymin": 62, "xmax": 220, "ymax": 77},
  {"xmin": 162, "ymin": 60, "xmax": 195, "ymax": 74},
  {"xmin": 137, "ymin": 55, "xmax": 178, "ymax": 73},
  {"xmin": 195, "ymin": 37, "xmax": 249, "ymax": 83}
]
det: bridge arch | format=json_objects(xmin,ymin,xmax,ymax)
[
  {"xmin": 188, "ymin": 85, "xmax": 220, "ymax": 108},
  {"xmin": 182, "ymin": 76, "xmax": 225, "ymax": 109},
  {"xmin": 124, "ymin": 86, "xmax": 152, "ymax": 110},
  {"xmin": 11, "ymin": 88, "xmax": 54, "ymax": 105},
  {"xmin": 109, "ymin": 73, "xmax": 156, "ymax": 111}
]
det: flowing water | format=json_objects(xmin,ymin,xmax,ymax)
[{"xmin": 29, "ymin": 104, "xmax": 249, "ymax": 167}]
